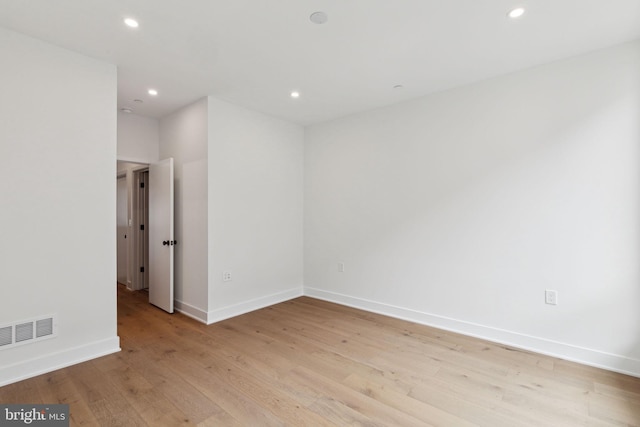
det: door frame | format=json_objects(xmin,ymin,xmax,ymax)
[
  {"xmin": 116, "ymin": 174, "xmax": 128, "ymax": 285},
  {"xmin": 131, "ymin": 168, "xmax": 149, "ymax": 291}
]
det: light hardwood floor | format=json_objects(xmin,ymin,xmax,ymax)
[{"xmin": 1, "ymin": 286, "xmax": 640, "ymax": 426}]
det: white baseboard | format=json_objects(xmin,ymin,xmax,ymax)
[
  {"xmin": 304, "ymin": 287, "xmax": 640, "ymax": 379},
  {"xmin": 0, "ymin": 336, "xmax": 121, "ymax": 387},
  {"xmin": 175, "ymin": 299, "xmax": 208, "ymax": 324},
  {"xmin": 6, "ymin": 287, "xmax": 637, "ymax": 388},
  {"xmin": 207, "ymin": 287, "xmax": 303, "ymax": 324}
]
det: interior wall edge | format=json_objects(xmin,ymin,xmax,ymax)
[
  {"xmin": 175, "ymin": 299, "xmax": 209, "ymax": 324},
  {"xmin": 206, "ymin": 286, "xmax": 304, "ymax": 325}
]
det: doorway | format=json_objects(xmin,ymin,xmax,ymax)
[
  {"xmin": 116, "ymin": 159, "xmax": 175, "ymax": 313},
  {"xmin": 116, "ymin": 161, "xmax": 150, "ymax": 291}
]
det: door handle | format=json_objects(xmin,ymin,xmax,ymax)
[{"xmin": 163, "ymin": 240, "xmax": 169, "ymax": 246}]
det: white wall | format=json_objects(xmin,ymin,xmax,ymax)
[
  {"xmin": 160, "ymin": 98, "xmax": 209, "ymax": 321},
  {"xmin": 0, "ymin": 28, "xmax": 119, "ymax": 385},
  {"xmin": 208, "ymin": 98, "xmax": 304, "ymax": 322},
  {"xmin": 117, "ymin": 111, "xmax": 159, "ymax": 163},
  {"xmin": 304, "ymin": 40, "xmax": 640, "ymax": 376},
  {"xmin": 2, "ymin": 22, "xmax": 635, "ymax": 387}
]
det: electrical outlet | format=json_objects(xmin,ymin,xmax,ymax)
[
  {"xmin": 545, "ymin": 290, "xmax": 558, "ymax": 305},
  {"xmin": 223, "ymin": 271, "xmax": 232, "ymax": 282},
  {"xmin": 338, "ymin": 262, "xmax": 345, "ymax": 273}
]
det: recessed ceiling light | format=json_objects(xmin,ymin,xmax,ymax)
[
  {"xmin": 120, "ymin": 108, "xmax": 133, "ymax": 113},
  {"xmin": 290, "ymin": 91, "xmax": 300, "ymax": 99},
  {"xmin": 310, "ymin": 11, "xmax": 328, "ymax": 24},
  {"xmin": 508, "ymin": 7, "xmax": 525, "ymax": 19},
  {"xmin": 124, "ymin": 18, "xmax": 139, "ymax": 28},
  {"xmin": 148, "ymin": 89, "xmax": 158, "ymax": 96}
]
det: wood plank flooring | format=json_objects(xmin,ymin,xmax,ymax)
[{"xmin": 1, "ymin": 286, "xmax": 640, "ymax": 426}]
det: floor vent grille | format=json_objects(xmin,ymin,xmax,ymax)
[{"xmin": 0, "ymin": 315, "xmax": 57, "ymax": 350}]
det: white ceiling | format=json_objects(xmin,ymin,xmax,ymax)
[{"xmin": 1, "ymin": 0, "xmax": 639, "ymax": 125}]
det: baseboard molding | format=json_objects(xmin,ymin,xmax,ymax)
[
  {"xmin": 207, "ymin": 287, "xmax": 303, "ymax": 324},
  {"xmin": 304, "ymin": 287, "xmax": 640, "ymax": 378},
  {"xmin": 175, "ymin": 299, "xmax": 208, "ymax": 324},
  {"xmin": 5, "ymin": 288, "xmax": 637, "ymax": 387},
  {"xmin": 0, "ymin": 336, "xmax": 121, "ymax": 387}
]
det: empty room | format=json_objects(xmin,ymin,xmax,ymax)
[{"xmin": 1, "ymin": 1, "xmax": 640, "ymax": 425}]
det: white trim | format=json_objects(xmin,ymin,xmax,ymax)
[
  {"xmin": 116, "ymin": 156, "xmax": 154, "ymax": 167},
  {"xmin": 304, "ymin": 287, "xmax": 640, "ymax": 379},
  {"xmin": 206, "ymin": 287, "xmax": 303, "ymax": 324},
  {"xmin": 5, "ymin": 287, "xmax": 638, "ymax": 386},
  {"xmin": 175, "ymin": 299, "xmax": 208, "ymax": 324},
  {"xmin": 0, "ymin": 336, "xmax": 120, "ymax": 387}
]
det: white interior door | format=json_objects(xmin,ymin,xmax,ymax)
[
  {"xmin": 116, "ymin": 176, "xmax": 128, "ymax": 285},
  {"xmin": 148, "ymin": 158, "xmax": 174, "ymax": 313}
]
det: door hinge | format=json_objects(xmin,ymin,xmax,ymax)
[
  {"xmin": 140, "ymin": 267, "xmax": 144, "ymax": 273},
  {"xmin": 140, "ymin": 224, "xmax": 144, "ymax": 231},
  {"xmin": 140, "ymin": 182, "xmax": 145, "ymax": 188}
]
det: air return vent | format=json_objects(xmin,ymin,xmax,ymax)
[
  {"xmin": 0, "ymin": 326, "xmax": 11, "ymax": 347},
  {"xmin": 36, "ymin": 318, "xmax": 53, "ymax": 338},
  {"xmin": 15, "ymin": 322, "xmax": 33, "ymax": 342},
  {"xmin": 0, "ymin": 315, "xmax": 57, "ymax": 350}
]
